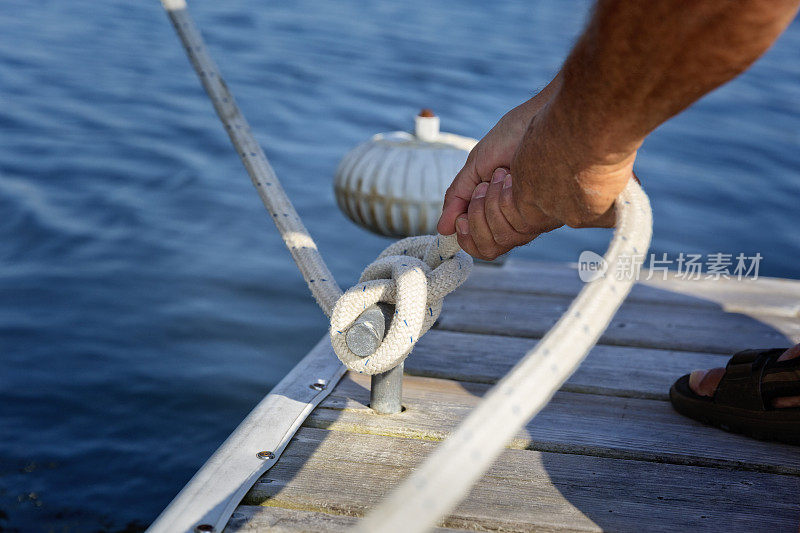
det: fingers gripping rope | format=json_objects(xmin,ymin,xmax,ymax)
[{"xmin": 330, "ymin": 233, "xmax": 472, "ymax": 374}]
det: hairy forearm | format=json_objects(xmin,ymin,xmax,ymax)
[
  {"xmin": 507, "ymin": 0, "xmax": 797, "ymax": 227},
  {"xmin": 446, "ymin": 0, "xmax": 798, "ymax": 250},
  {"xmin": 554, "ymin": 0, "xmax": 799, "ymax": 159}
]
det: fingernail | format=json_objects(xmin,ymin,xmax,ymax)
[
  {"xmin": 473, "ymin": 182, "xmax": 488, "ymax": 199},
  {"xmin": 456, "ymin": 217, "xmax": 469, "ymax": 235},
  {"xmin": 491, "ymin": 168, "xmax": 506, "ymax": 184},
  {"xmin": 503, "ymin": 175, "xmax": 512, "ymax": 189}
]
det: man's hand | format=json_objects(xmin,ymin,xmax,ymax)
[
  {"xmin": 436, "ymin": 75, "xmax": 562, "ymax": 242},
  {"xmin": 450, "ymin": 104, "xmax": 635, "ymax": 261},
  {"xmin": 438, "ymin": 84, "xmax": 635, "ymax": 261}
]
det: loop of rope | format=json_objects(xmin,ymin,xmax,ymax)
[{"xmin": 330, "ymin": 233, "xmax": 472, "ymax": 374}]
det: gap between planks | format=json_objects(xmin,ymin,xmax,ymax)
[
  {"xmin": 242, "ymin": 427, "xmax": 800, "ymax": 533},
  {"xmin": 406, "ymin": 329, "xmax": 730, "ymax": 400},
  {"xmin": 471, "ymin": 259, "xmax": 800, "ymax": 318},
  {"xmin": 231, "ymin": 261, "xmax": 800, "ymax": 531},
  {"xmin": 304, "ymin": 372, "xmax": 800, "ymax": 477},
  {"xmin": 438, "ymin": 288, "xmax": 800, "ymax": 355},
  {"xmin": 226, "ymin": 506, "xmax": 469, "ymax": 532}
]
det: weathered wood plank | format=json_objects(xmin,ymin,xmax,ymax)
[
  {"xmin": 244, "ymin": 427, "xmax": 800, "ymax": 532},
  {"xmin": 465, "ymin": 263, "xmax": 714, "ymax": 308},
  {"xmin": 467, "ymin": 260, "xmax": 800, "ymax": 317},
  {"xmin": 307, "ymin": 373, "xmax": 800, "ymax": 475},
  {"xmin": 439, "ymin": 289, "xmax": 800, "ymax": 354},
  {"xmin": 407, "ymin": 329, "xmax": 727, "ymax": 399},
  {"xmin": 226, "ymin": 506, "xmax": 466, "ymax": 532},
  {"xmin": 640, "ymin": 274, "xmax": 800, "ymax": 317}
]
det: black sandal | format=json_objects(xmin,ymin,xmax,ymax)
[{"xmin": 670, "ymin": 348, "xmax": 800, "ymax": 444}]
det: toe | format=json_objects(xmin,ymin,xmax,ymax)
[
  {"xmin": 689, "ymin": 370, "xmax": 707, "ymax": 395},
  {"xmin": 774, "ymin": 343, "xmax": 800, "ymax": 407},
  {"xmin": 778, "ymin": 343, "xmax": 800, "ymax": 361},
  {"xmin": 773, "ymin": 395, "xmax": 800, "ymax": 408},
  {"xmin": 689, "ymin": 367, "xmax": 726, "ymax": 397},
  {"xmin": 688, "ymin": 345, "xmax": 800, "ymax": 408}
]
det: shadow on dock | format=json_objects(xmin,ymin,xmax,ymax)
[{"xmin": 229, "ymin": 269, "xmax": 800, "ymax": 531}]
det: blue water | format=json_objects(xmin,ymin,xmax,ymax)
[{"xmin": 1, "ymin": 1, "xmax": 798, "ymax": 530}]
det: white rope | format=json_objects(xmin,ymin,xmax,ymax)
[
  {"xmin": 161, "ymin": 3, "xmax": 653, "ymax": 532},
  {"xmin": 330, "ymin": 234, "xmax": 471, "ymax": 374},
  {"xmin": 354, "ymin": 179, "xmax": 652, "ymax": 532},
  {"xmin": 161, "ymin": 0, "xmax": 471, "ymax": 376},
  {"xmin": 161, "ymin": 0, "xmax": 342, "ymax": 316}
]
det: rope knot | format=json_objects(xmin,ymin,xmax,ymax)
[{"xmin": 330, "ymin": 234, "xmax": 472, "ymax": 374}]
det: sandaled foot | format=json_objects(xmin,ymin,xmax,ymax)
[
  {"xmin": 670, "ymin": 345, "xmax": 800, "ymax": 444},
  {"xmin": 690, "ymin": 344, "xmax": 800, "ymax": 408}
]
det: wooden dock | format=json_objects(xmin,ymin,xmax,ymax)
[{"xmin": 224, "ymin": 259, "xmax": 800, "ymax": 532}]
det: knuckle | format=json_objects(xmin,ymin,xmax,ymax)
[
  {"xmin": 493, "ymin": 231, "xmax": 516, "ymax": 248},
  {"xmin": 473, "ymin": 239, "xmax": 497, "ymax": 261},
  {"xmin": 486, "ymin": 241, "xmax": 507, "ymax": 260},
  {"xmin": 443, "ymin": 183, "xmax": 458, "ymax": 202},
  {"xmin": 478, "ymin": 248, "xmax": 500, "ymax": 261},
  {"xmin": 442, "ymin": 190, "xmax": 454, "ymax": 206},
  {"xmin": 563, "ymin": 214, "xmax": 589, "ymax": 229},
  {"xmin": 508, "ymin": 212, "xmax": 536, "ymax": 234},
  {"xmin": 466, "ymin": 244, "xmax": 489, "ymax": 261}
]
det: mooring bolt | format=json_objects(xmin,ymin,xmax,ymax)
[{"xmin": 345, "ymin": 302, "xmax": 403, "ymax": 414}]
